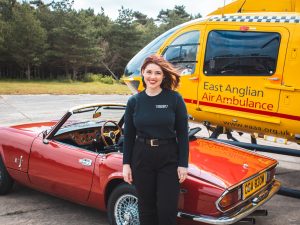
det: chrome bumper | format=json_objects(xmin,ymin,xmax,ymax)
[{"xmin": 177, "ymin": 180, "xmax": 281, "ymax": 225}]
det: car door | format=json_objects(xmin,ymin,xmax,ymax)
[
  {"xmin": 28, "ymin": 135, "xmax": 97, "ymax": 203},
  {"xmin": 277, "ymin": 23, "xmax": 300, "ymax": 139},
  {"xmin": 197, "ymin": 24, "xmax": 289, "ymax": 132},
  {"xmin": 159, "ymin": 24, "xmax": 205, "ymax": 119}
]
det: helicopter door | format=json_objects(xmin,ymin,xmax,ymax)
[
  {"xmin": 197, "ymin": 25, "xmax": 289, "ymax": 132},
  {"xmin": 160, "ymin": 25, "xmax": 205, "ymax": 117}
]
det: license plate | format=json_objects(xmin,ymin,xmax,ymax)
[{"xmin": 243, "ymin": 173, "xmax": 267, "ymax": 199}]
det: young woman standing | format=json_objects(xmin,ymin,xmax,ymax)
[{"xmin": 123, "ymin": 54, "xmax": 189, "ymax": 225}]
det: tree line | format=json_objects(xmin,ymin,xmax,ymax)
[{"xmin": 0, "ymin": 0, "xmax": 201, "ymax": 80}]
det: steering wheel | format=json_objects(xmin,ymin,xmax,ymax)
[{"xmin": 101, "ymin": 120, "xmax": 122, "ymax": 146}]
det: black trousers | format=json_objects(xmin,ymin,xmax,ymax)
[{"xmin": 132, "ymin": 140, "xmax": 180, "ymax": 225}]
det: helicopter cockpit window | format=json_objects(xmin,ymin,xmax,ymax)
[
  {"xmin": 124, "ymin": 24, "xmax": 184, "ymax": 77},
  {"xmin": 163, "ymin": 31, "xmax": 200, "ymax": 75},
  {"xmin": 204, "ymin": 30, "xmax": 280, "ymax": 76}
]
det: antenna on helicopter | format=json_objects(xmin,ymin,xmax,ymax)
[{"xmin": 222, "ymin": 0, "xmax": 226, "ymax": 17}]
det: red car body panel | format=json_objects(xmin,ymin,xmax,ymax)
[
  {"xmin": 0, "ymin": 127, "xmax": 34, "ymax": 173},
  {"xmin": 188, "ymin": 139, "xmax": 276, "ymax": 188},
  {"xmin": 179, "ymin": 175, "xmax": 224, "ymax": 216},
  {"xmin": 29, "ymin": 137, "xmax": 97, "ymax": 203},
  {"xmin": 0, "ymin": 119, "xmax": 278, "ymax": 221},
  {"xmin": 11, "ymin": 122, "xmax": 57, "ymax": 132},
  {"xmin": 89, "ymin": 153, "xmax": 124, "ymax": 209}
]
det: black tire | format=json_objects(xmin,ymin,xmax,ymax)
[
  {"xmin": 0, "ymin": 156, "xmax": 14, "ymax": 195},
  {"xmin": 107, "ymin": 183, "xmax": 139, "ymax": 225}
]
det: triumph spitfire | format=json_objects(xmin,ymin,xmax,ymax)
[{"xmin": 0, "ymin": 103, "xmax": 280, "ymax": 224}]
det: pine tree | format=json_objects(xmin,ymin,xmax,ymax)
[{"xmin": 7, "ymin": 3, "xmax": 46, "ymax": 79}]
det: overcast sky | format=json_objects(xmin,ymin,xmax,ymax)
[{"xmin": 37, "ymin": 0, "xmax": 231, "ymax": 20}]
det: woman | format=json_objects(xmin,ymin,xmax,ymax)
[{"xmin": 122, "ymin": 54, "xmax": 189, "ymax": 225}]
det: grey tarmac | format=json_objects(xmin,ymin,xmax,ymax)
[{"xmin": 0, "ymin": 95, "xmax": 299, "ymax": 225}]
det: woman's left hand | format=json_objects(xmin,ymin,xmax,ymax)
[{"xmin": 177, "ymin": 167, "xmax": 188, "ymax": 183}]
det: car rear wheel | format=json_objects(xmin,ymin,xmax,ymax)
[
  {"xmin": 0, "ymin": 157, "xmax": 14, "ymax": 195},
  {"xmin": 107, "ymin": 183, "xmax": 139, "ymax": 225}
]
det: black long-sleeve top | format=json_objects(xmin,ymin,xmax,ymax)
[{"xmin": 123, "ymin": 89, "xmax": 189, "ymax": 167}]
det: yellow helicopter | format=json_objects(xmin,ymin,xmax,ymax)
[{"xmin": 122, "ymin": 0, "xmax": 300, "ymax": 146}]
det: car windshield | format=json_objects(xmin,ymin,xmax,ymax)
[{"xmin": 61, "ymin": 105, "xmax": 126, "ymax": 130}]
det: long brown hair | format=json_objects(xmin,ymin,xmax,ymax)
[{"xmin": 141, "ymin": 54, "xmax": 180, "ymax": 90}]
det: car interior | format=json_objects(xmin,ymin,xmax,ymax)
[
  {"xmin": 54, "ymin": 123, "xmax": 201, "ymax": 154},
  {"xmin": 52, "ymin": 105, "xmax": 201, "ymax": 154}
]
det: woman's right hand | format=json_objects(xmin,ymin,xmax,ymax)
[{"xmin": 123, "ymin": 164, "xmax": 133, "ymax": 184}]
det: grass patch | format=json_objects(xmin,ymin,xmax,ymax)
[{"xmin": 0, "ymin": 80, "xmax": 131, "ymax": 95}]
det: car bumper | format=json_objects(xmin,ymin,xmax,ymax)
[{"xmin": 177, "ymin": 179, "xmax": 281, "ymax": 225}]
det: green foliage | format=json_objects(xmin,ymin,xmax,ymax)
[
  {"xmin": 103, "ymin": 6, "xmax": 144, "ymax": 75},
  {"xmin": 83, "ymin": 73, "xmax": 102, "ymax": 82},
  {"xmin": 158, "ymin": 5, "xmax": 193, "ymax": 31},
  {"xmin": 0, "ymin": 1, "xmax": 201, "ymax": 80},
  {"xmin": 0, "ymin": 20, "xmax": 5, "ymax": 53},
  {"xmin": 5, "ymin": 3, "xmax": 47, "ymax": 79},
  {"xmin": 99, "ymin": 76, "xmax": 114, "ymax": 85},
  {"xmin": 0, "ymin": 0, "xmax": 16, "ymax": 21},
  {"xmin": 49, "ymin": 0, "xmax": 74, "ymax": 12},
  {"xmin": 56, "ymin": 77, "xmax": 74, "ymax": 83},
  {"xmin": 83, "ymin": 73, "xmax": 114, "ymax": 85}
]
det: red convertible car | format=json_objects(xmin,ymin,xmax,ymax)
[{"xmin": 0, "ymin": 103, "xmax": 280, "ymax": 225}]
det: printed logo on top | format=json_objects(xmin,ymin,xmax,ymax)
[
  {"xmin": 208, "ymin": 15, "xmax": 300, "ymax": 23},
  {"xmin": 156, "ymin": 105, "xmax": 168, "ymax": 109}
]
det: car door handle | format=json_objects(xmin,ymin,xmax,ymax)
[
  {"xmin": 267, "ymin": 77, "xmax": 280, "ymax": 81},
  {"xmin": 188, "ymin": 76, "xmax": 199, "ymax": 80},
  {"xmin": 79, "ymin": 158, "xmax": 92, "ymax": 166},
  {"xmin": 265, "ymin": 84, "xmax": 295, "ymax": 91}
]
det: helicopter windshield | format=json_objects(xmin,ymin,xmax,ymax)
[
  {"xmin": 124, "ymin": 18, "xmax": 206, "ymax": 77},
  {"xmin": 124, "ymin": 25, "xmax": 182, "ymax": 77}
]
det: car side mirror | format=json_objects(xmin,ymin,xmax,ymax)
[
  {"xmin": 42, "ymin": 130, "xmax": 49, "ymax": 144},
  {"xmin": 42, "ymin": 130, "xmax": 48, "ymax": 139},
  {"xmin": 188, "ymin": 127, "xmax": 202, "ymax": 139}
]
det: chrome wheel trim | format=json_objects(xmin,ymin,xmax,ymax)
[{"xmin": 114, "ymin": 194, "xmax": 139, "ymax": 225}]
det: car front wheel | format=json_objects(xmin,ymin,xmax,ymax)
[
  {"xmin": 107, "ymin": 183, "xmax": 139, "ymax": 225},
  {"xmin": 0, "ymin": 157, "xmax": 14, "ymax": 195}
]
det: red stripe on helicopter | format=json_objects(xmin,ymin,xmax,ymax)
[{"xmin": 184, "ymin": 98, "xmax": 300, "ymax": 121}]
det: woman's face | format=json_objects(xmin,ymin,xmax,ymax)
[{"xmin": 142, "ymin": 63, "xmax": 164, "ymax": 91}]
